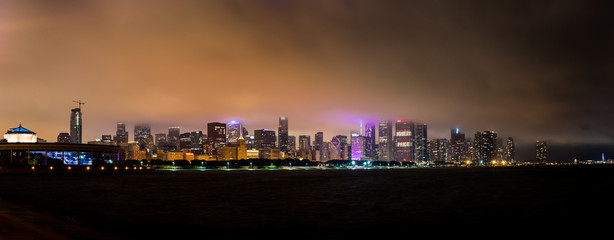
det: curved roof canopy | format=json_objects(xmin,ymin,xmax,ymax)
[{"xmin": 6, "ymin": 123, "xmax": 36, "ymax": 134}]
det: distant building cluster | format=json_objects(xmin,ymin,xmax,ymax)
[{"xmin": 1, "ymin": 105, "xmax": 553, "ymax": 165}]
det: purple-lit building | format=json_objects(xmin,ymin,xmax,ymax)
[
  {"xmin": 364, "ymin": 122, "xmax": 375, "ymax": 160},
  {"xmin": 351, "ymin": 132, "xmax": 365, "ymax": 160},
  {"xmin": 394, "ymin": 120, "xmax": 414, "ymax": 162}
]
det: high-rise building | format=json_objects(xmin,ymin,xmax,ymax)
[
  {"xmin": 378, "ymin": 121, "xmax": 393, "ymax": 161},
  {"xmin": 449, "ymin": 128, "xmax": 468, "ymax": 163},
  {"xmin": 474, "ymin": 130, "xmax": 498, "ymax": 164},
  {"xmin": 364, "ymin": 122, "xmax": 376, "ymax": 160},
  {"xmin": 314, "ymin": 132, "xmax": 323, "ymax": 151},
  {"xmin": 298, "ymin": 135, "xmax": 311, "ymax": 159},
  {"xmin": 335, "ymin": 135, "xmax": 348, "ymax": 160},
  {"xmin": 278, "ymin": 116, "xmax": 289, "ymax": 153},
  {"xmin": 155, "ymin": 133, "xmax": 168, "ymax": 151},
  {"xmin": 414, "ymin": 123, "xmax": 428, "ymax": 163},
  {"xmin": 287, "ymin": 135, "xmax": 296, "ymax": 152},
  {"xmin": 70, "ymin": 108, "xmax": 82, "ymax": 144},
  {"xmin": 536, "ymin": 140, "xmax": 547, "ymax": 162},
  {"xmin": 168, "ymin": 126, "xmax": 180, "ymax": 151},
  {"xmin": 351, "ymin": 132, "xmax": 365, "ymax": 160},
  {"xmin": 57, "ymin": 132, "xmax": 70, "ymax": 143},
  {"xmin": 394, "ymin": 120, "xmax": 414, "ymax": 162},
  {"xmin": 115, "ymin": 122, "xmax": 129, "ymax": 145},
  {"xmin": 254, "ymin": 129, "xmax": 276, "ymax": 149},
  {"xmin": 207, "ymin": 122, "xmax": 227, "ymax": 155},
  {"xmin": 134, "ymin": 123, "xmax": 151, "ymax": 150},
  {"xmin": 179, "ymin": 132, "xmax": 192, "ymax": 150},
  {"xmin": 190, "ymin": 131, "xmax": 204, "ymax": 154},
  {"xmin": 227, "ymin": 121, "xmax": 242, "ymax": 146},
  {"xmin": 505, "ymin": 137, "xmax": 515, "ymax": 162},
  {"xmin": 429, "ymin": 138, "xmax": 449, "ymax": 162}
]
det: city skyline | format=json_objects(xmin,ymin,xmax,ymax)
[{"xmin": 1, "ymin": 1, "xmax": 613, "ymax": 154}]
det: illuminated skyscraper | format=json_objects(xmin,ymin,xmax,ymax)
[
  {"xmin": 278, "ymin": 116, "xmax": 289, "ymax": 153},
  {"xmin": 207, "ymin": 122, "xmax": 227, "ymax": 155},
  {"xmin": 351, "ymin": 132, "xmax": 365, "ymax": 160},
  {"xmin": 287, "ymin": 135, "xmax": 296, "ymax": 152},
  {"xmin": 70, "ymin": 108, "xmax": 82, "ymax": 144},
  {"xmin": 394, "ymin": 120, "xmax": 414, "ymax": 162},
  {"xmin": 364, "ymin": 122, "xmax": 376, "ymax": 160},
  {"xmin": 335, "ymin": 135, "xmax": 349, "ymax": 160},
  {"xmin": 505, "ymin": 137, "xmax": 515, "ymax": 162},
  {"xmin": 474, "ymin": 130, "xmax": 498, "ymax": 164},
  {"xmin": 155, "ymin": 133, "xmax": 167, "ymax": 151},
  {"xmin": 536, "ymin": 140, "xmax": 547, "ymax": 162},
  {"xmin": 254, "ymin": 129, "xmax": 276, "ymax": 149},
  {"xmin": 179, "ymin": 132, "xmax": 192, "ymax": 150},
  {"xmin": 190, "ymin": 131, "xmax": 204, "ymax": 154},
  {"xmin": 449, "ymin": 128, "xmax": 468, "ymax": 163},
  {"xmin": 429, "ymin": 138, "xmax": 449, "ymax": 162},
  {"xmin": 115, "ymin": 122, "xmax": 129, "ymax": 145},
  {"xmin": 298, "ymin": 135, "xmax": 311, "ymax": 159},
  {"xmin": 134, "ymin": 123, "xmax": 151, "ymax": 150},
  {"xmin": 314, "ymin": 132, "xmax": 324, "ymax": 151},
  {"xmin": 227, "ymin": 121, "xmax": 242, "ymax": 146},
  {"xmin": 414, "ymin": 123, "xmax": 428, "ymax": 162},
  {"xmin": 378, "ymin": 120, "xmax": 393, "ymax": 161}
]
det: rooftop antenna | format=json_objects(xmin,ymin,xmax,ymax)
[{"xmin": 73, "ymin": 100, "xmax": 85, "ymax": 109}]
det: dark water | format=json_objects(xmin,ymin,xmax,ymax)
[{"xmin": 1, "ymin": 165, "xmax": 613, "ymax": 238}]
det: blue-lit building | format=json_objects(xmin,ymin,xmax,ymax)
[{"xmin": 0, "ymin": 143, "xmax": 123, "ymax": 166}]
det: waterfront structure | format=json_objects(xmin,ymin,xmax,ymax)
[
  {"xmin": 378, "ymin": 121, "xmax": 393, "ymax": 161},
  {"xmin": 70, "ymin": 108, "xmax": 82, "ymax": 144},
  {"xmin": 278, "ymin": 116, "xmax": 289, "ymax": 153},
  {"xmin": 254, "ymin": 129, "xmax": 276, "ymax": 149},
  {"xmin": 414, "ymin": 123, "xmax": 428, "ymax": 163},
  {"xmin": 4, "ymin": 123, "xmax": 38, "ymax": 143},
  {"xmin": 0, "ymin": 142, "xmax": 123, "ymax": 166},
  {"xmin": 57, "ymin": 132, "xmax": 70, "ymax": 143},
  {"xmin": 207, "ymin": 122, "xmax": 227, "ymax": 155},
  {"xmin": 115, "ymin": 122, "xmax": 129, "ymax": 145},
  {"xmin": 227, "ymin": 121, "xmax": 242, "ymax": 146},
  {"xmin": 394, "ymin": 120, "xmax": 414, "ymax": 162},
  {"xmin": 536, "ymin": 140, "xmax": 547, "ymax": 162},
  {"xmin": 134, "ymin": 123, "xmax": 151, "ymax": 150},
  {"xmin": 474, "ymin": 130, "xmax": 498, "ymax": 164}
]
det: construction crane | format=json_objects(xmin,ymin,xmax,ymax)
[{"xmin": 73, "ymin": 100, "xmax": 85, "ymax": 109}]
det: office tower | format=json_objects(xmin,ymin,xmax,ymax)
[
  {"xmin": 364, "ymin": 122, "xmax": 375, "ymax": 160},
  {"xmin": 351, "ymin": 132, "xmax": 365, "ymax": 160},
  {"xmin": 115, "ymin": 122, "xmax": 129, "ymax": 144},
  {"xmin": 449, "ymin": 128, "xmax": 467, "ymax": 163},
  {"xmin": 536, "ymin": 140, "xmax": 547, "ymax": 162},
  {"xmin": 179, "ymin": 132, "xmax": 192, "ymax": 150},
  {"xmin": 299, "ymin": 135, "xmax": 311, "ymax": 159},
  {"xmin": 254, "ymin": 129, "xmax": 276, "ymax": 149},
  {"xmin": 227, "ymin": 121, "xmax": 242, "ymax": 146},
  {"xmin": 474, "ymin": 130, "xmax": 498, "ymax": 164},
  {"xmin": 414, "ymin": 123, "xmax": 428, "ymax": 162},
  {"xmin": 134, "ymin": 123, "xmax": 151, "ymax": 150},
  {"xmin": 287, "ymin": 136, "xmax": 296, "ymax": 152},
  {"xmin": 101, "ymin": 135, "xmax": 112, "ymax": 145},
  {"xmin": 155, "ymin": 133, "xmax": 168, "ymax": 151},
  {"xmin": 70, "ymin": 108, "xmax": 82, "ymax": 144},
  {"xmin": 378, "ymin": 121, "xmax": 393, "ymax": 161},
  {"xmin": 314, "ymin": 132, "xmax": 324, "ymax": 151},
  {"xmin": 429, "ymin": 138, "xmax": 449, "ymax": 162},
  {"xmin": 335, "ymin": 135, "xmax": 349, "ymax": 160},
  {"xmin": 394, "ymin": 120, "xmax": 414, "ymax": 162},
  {"xmin": 505, "ymin": 137, "xmax": 515, "ymax": 162},
  {"xmin": 278, "ymin": 116, "xmax": 289, "ymax": 153},
  {"xmin": 57, "ymin": 132, "xmax": 70, "ymax": 143},
  {"xmin": 207, "ymin": 122, "xmax": 227, "ymax": 155},
  {"xmin": 190, "ymin": 131, "xmax": 204, "ymax": 154},
  {"xmin": 168, "ymin": 126, "xmax": 180, "ymax": 151}
]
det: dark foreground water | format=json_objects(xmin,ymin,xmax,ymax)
[{"xmin": 1, "ymin": 165, "xmax": 614, "ymax": 239}]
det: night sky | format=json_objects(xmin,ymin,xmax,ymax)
[{"xmin": 1, "ymin": 0, "xmax": 613, "ymax": 160}]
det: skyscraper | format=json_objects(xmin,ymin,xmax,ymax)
[
  {"xmin": 254, "ymin": 129, "xmax": 276, "ymax": 149},
  {"xmin": 314, "ymin": 132, "xmax": 324, "ymax": 152},
  {"xmin": 394, "ymin": 120, "xmax": 414, "ymax": 162},
  {"xmin": 115, "ymin": 122, "xmax": 129, "ymax": 145},
  {"xmin": 335, "ymin": 135, "xmax": 349, "ymax": 160},
  {"xmin": 351, "ymin": 132, "xmax": 365, "ymax": 160},
  {"xmin": 168, "ymin": 126, "xmax": 180, "ymax": 151},
  {"xmin": 134, "ymin": 123, "xmax": 151, "ymax": 150},
  {"xmin": 449, "ymin": 128, "xmax": 468, "ymax": 163},
  {"xmin": 378, "ymin": 120, "xmax": 393, "ymax": 161},
  {"xmin": 474, "ymin": 130, "xmax": 498, "ymax": 164},
  {"xmin": 429, "ymin": 138, "xmax": 449, "ymax": 162},
  {"xmin": 57, "ymin": 132, "xmax": 70, "ymax": 143},
  {"xmin": 505, "ymin": 137, "xmax": 515, "ymax": 162},
  {"xmin": 364, "ymin": 122, "xmax": 376, "ymax": 160},
  {"xmin": 278, "ymin": 116, "xmax": 289, "ymax": 153},
  {"xmin": 299, "ymin": 135, "xmax": 311, "ymax": 159},
  {"xmin": 227, "ymin": 121, "xmax": 242, "ymax": 146},
  {"xmin": 207, "ymin": 122, "xmax": 227, "ymax": 155},
  {"xmin": 70, "ymin": 108, "xmax": 82, "ymax": 144},
  {"xmin": 287, "ymin": 135, "xmax": 296, "ymax": 152},
  {"xmin": 536, "ymin": 140, "xmax": 547, "ymax": 162},
  {"xmin": 414, "ymin": 123, "xmax": 428, "ymax": 162}
]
